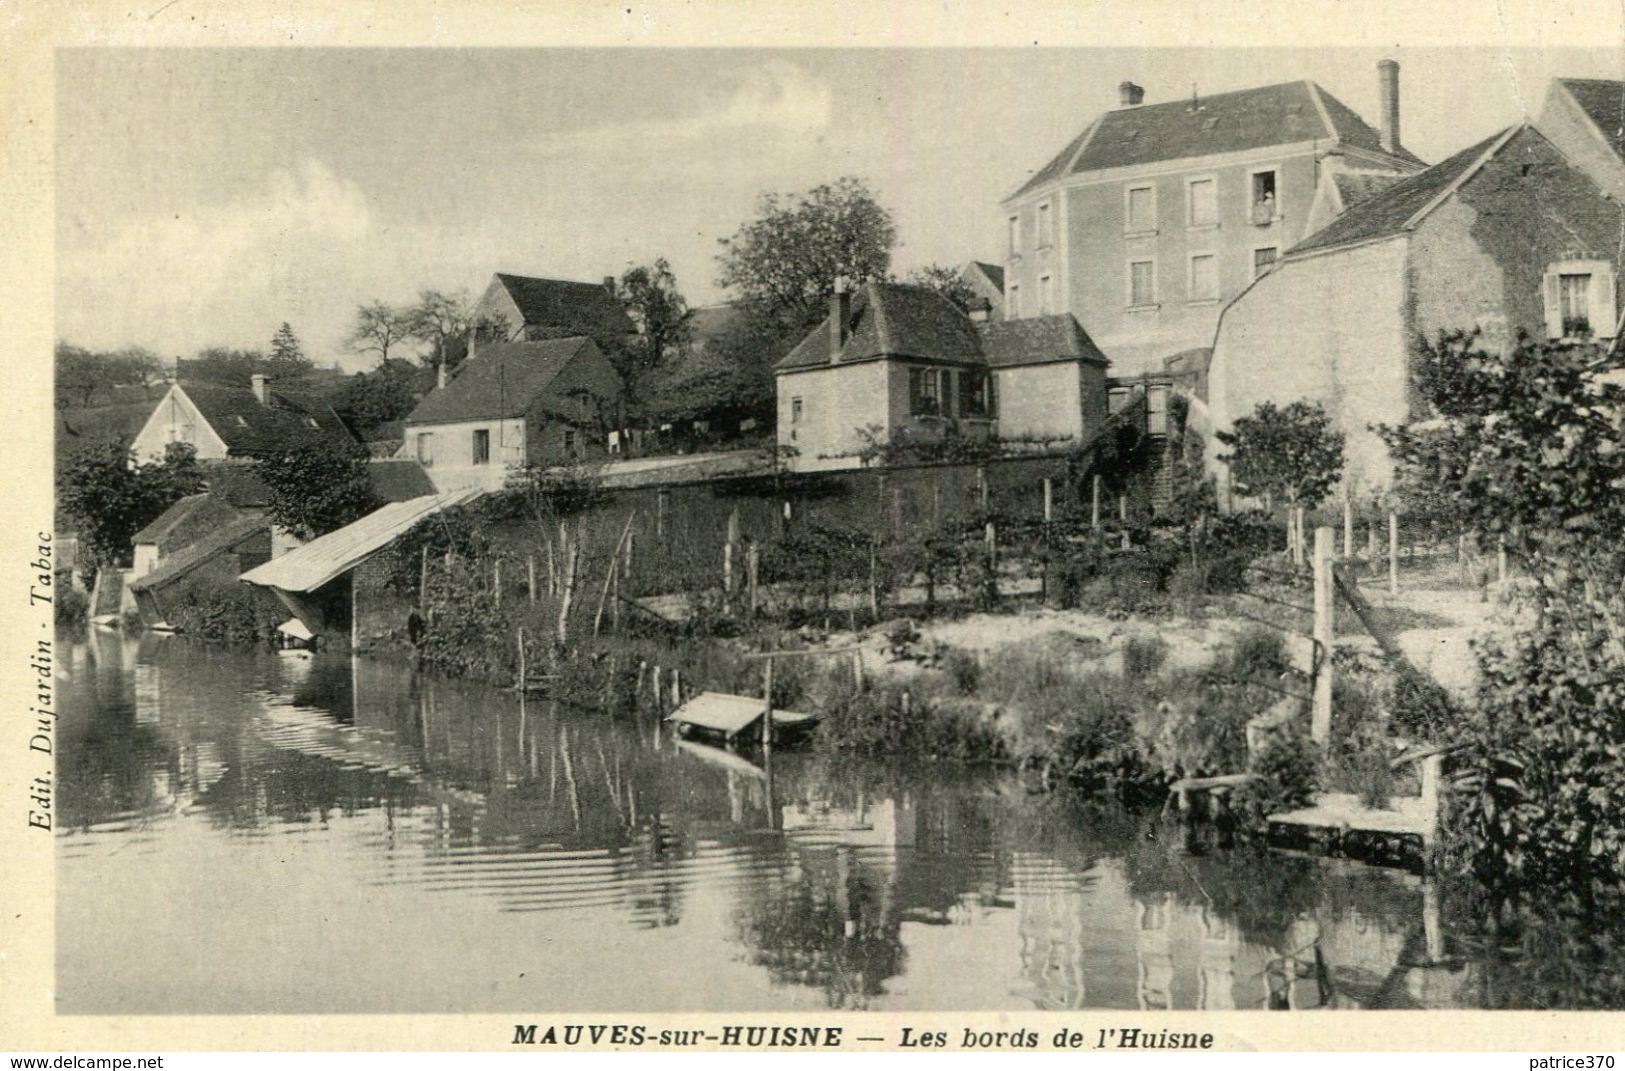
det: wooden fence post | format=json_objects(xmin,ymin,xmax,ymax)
[
  {"xmin": 1388, "ymin": 511, "xmax": 1400, "ymax": 596},
  {"xmin": 761, "ymin": 657, "xmax": 774, "ymax": 764},
  {"xmin": 1342, "ymin": 494, "xmax": 1354, "ymax": 560},
  {"xmin": 419, "ymin": 545, "xmax": 429, "ymax": 611},
  {"xmin": 527, "ymin": 556, "xmax": 537, "ymax": 603},
  {"xmin": 1042, "ymin": 477, "xmax": 1053, "ymax": 524},
  {"xmin": 868, "ymin": 538, "xmax": 879, "ymax": 616},
  {"xmin": 1312, "ymin": 526, "xmax": 1335, "ymax": 744},
  {"xmin": 985, "ymin": 521, "xmax": 997, "ymax": 601},
  {"xmin": 1091, "ymin": 475, "xmax": 1101, "ymax": 531},
  {"xmin": 656, "ymin": 489, "xmax": 669, "ymax": 540},
  {"xmin": 748, "ymin": 541, "xmax": 761, "ymax": 619},
  {"xmin": 493, "ymin": 559, "xmax": 502, "ymax": 610},
  {"xmin": 977, "ymin": 465, "xmax": 988, "ymax": 511},
  {"xmin": 1497, "ymin": 537, "xmax": 1507, "ymax": 585}
]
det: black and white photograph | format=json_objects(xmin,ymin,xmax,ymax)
[{"xmin": 7, "ymin": 1, "xmax": 1625, "ymax": 1053}]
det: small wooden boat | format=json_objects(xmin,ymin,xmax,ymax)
[{"xmin": 666, "ymin": 691, "xmax": 819, "ymax": 747}]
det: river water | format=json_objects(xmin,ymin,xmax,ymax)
[{"xmin": 54, "ymin": 627, "xmax": 1569, "ymax": 1014}]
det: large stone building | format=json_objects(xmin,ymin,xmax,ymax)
[
  {"xmin": 999, "ymin": 65, "xmax": 1425, "ymax": 378},
  {"xmin": 1207, "ymin": 113, "xmax": 1625, "ymax": 492}
]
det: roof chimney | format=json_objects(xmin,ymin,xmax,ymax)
[
  {"xmin": 603, "ymin": 275, "xmax": 617, "ymax": 295},
  {"xmin": 829, "ymin": 278, "xmax": 851, "ymax": 363},
  {"xmin": 1119, "ymin": 81, "xmax": 1145, "ymax": 107},
  {"xmin": 250, "ymin": 373, "xmax": 269, "ymax": 405},
  {"xmin": 1377, "ymin": 59, "xmax": 1401, "ymax": 154},
  {"xmin": 436, "ymin": 361, "xmax": 447, "ymax": 389}
]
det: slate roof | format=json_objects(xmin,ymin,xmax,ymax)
[
  {"xmin": 1010, "ymin": 80, "xmax": 1425, "ymax": 200},
  {"xmin": 404, "ymin": 338, "xmax": 612, "ymax": 424},
  {"xmin": 1333, "ymin": 171, "xmax": 1405, "ymax": 211},
  {"xmin": 128, "ymin": 515, "xmax": 269, "ymax": 594},
  {"xmin": 180, "ymin": 383, "xmax": 355, "ymax": 457},
  {"xmin": 979, "ymin": 316, "xmax": 1110, "ymax": 367},
  {"xmin": 1559, "ymin": 78, "xmax": 1625, "ymax": 161},
  {"xmin": 199, "ymin": 463, "xmax": 271, "ymax": 510},
  {"xmin": 367, "ymin": 459, "xmax": 438, "ymax": 502},
  {"xmin": 776, "ymin": 284, "xmax": 984, "ymax": 371},
  {"xmin": 777, "ymin": 283, "xmax": 1108, "ymax": 373},
  {"xmin": 1289, "ymin": 128, "xmax": 1510, "ymax": 256},
  {"xmin": 966, "ymin": 261, "xmax": 1006, "ymax": 291},
  {"xmin": 492, "ymin": 273, "xmax": 634, "ymax": 338},
  {"xmin": 131, "ymin": 493, "xmax": 244, "ymax": 550}
]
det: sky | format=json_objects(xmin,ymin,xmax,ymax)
[{"xmin": 55, "ymin": 45, "xmax": 1623, "ymax": 372}]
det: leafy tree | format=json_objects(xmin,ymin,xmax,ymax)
[
  {"xmin": 184, "ymin": 346, "xmax": 270, "ymax": 387},
  {"xmin": 716, "ymin": 176, "xmax": 896, "ymax": 328},
  {"xmin": 406, "ymin": 289, "xmax": 472, "ymax": 372},
  {"xmin": 268, "ymin": 322, "xmax": 308, "ymax": 370},
  {"xmin": 56, "ymin": 441, "xmax": 204, "ymax": 571},
  {"xmin": 55, "ymin": 342, "xmax": 102, "ymax": 408},
  {"xmin": 905, "ymin": 263, "xmax": 979, "ymax": 313},
  {"xmin": 616, "ymin": 258, "xmax": 691, "ymax": 388},
  {"xmin": 333, "ymin": 357, "xmax": 427, "ymax": 438},
  {"xmin": 252, "ymin": 438, "xmax": 380, "ymax": 541},
  {"xmin": 348, "ymin": 302, "xmax": 411, "ymax": 363},
  {"xmin": 1378, "ymin": 331, "xmax": 1625, "ymax": 886},
  {"xmin": 1214, "ymin": 399, "xmax": 1344, "ymax": 510}
]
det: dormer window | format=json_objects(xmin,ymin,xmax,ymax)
[
  {"xmin": 304, "ymin": 416, "xmax": 319, "ymax": 429},
  {"xmin": 234, "ymin": 416, "xmax": 248, "ymax": 427},
  {"xmin": 1543, "ymin": 259, "xmax": 1617, "ymax": 342}
]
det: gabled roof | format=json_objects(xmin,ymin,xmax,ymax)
[
  {"xmin": 1333, "ymin": 171, "xmax": 1406, "ymax": 211},
  {"xmin": 777, "ymin": 283, "xmax": 984, "ymax": 371},
  {"xmin": 131, "ymin": 492, "xmax": 244, "ymax": 550},
  {"xmin": 966, "ymin": 261, "xmax": 1006, "ymax": 292},
  {"xmin": 128, "ymin": 515, "xmax": 269, "ymax": 594},
  {"xmin": 1009, "ymin": 80, "xmax": 1424, "ymax": 200},
  {"xmin": 777, "ymin": 283, "xmax": 1108, "ymax": 373},
  {"xmin": 491, "ymin": 273, "xmax": 634, "ymax": 338},
  {"xmin": 1289, "ymin": 127, "xmax": 1513, "ymax": 256},
  {"xmin": 979, "ymin": 315, "xmax": 1110, "ymax": 367},
  {"xmin": 199, "ymin": 462, "xmax": 271, "ymax": 509},
  {"xmin": 404, "ymin": 337, "xmax": 614, "ymax": 425},
  {"xmin": 180, "ymin": 383, "xmax": 354, "ymax": 457},
  {"xmin": 241, "ymin": 490, "xmax": 482, "ymax": 594},
  {"xmin": 1557, "ymin": 78, "xmax": 1625, "ymax": 161},
  {"xmin": 367, "ymin": 459, "xmax": 438, "ymax": 502}
]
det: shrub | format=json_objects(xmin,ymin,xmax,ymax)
[
  {"xmin": 1243, "ymin": 729, "xmax": 1320, "ymax": 814},
  {"xmin": 165, "ymin": 577, "xmax": 284, "ymax": 644},
  {"xmin": 54, "ymin": 580, "xmax": 89, "ymax": 626},
  {"xmin": 1323, "ymin": 674, "xmax": 1395, "ymax": 808},
  {"xmin": 941, "ymin": 646, "xmax": 981, "ymax": 696},
  {"xmin": 1122, "ymin": 635, "xmax": 1169, "ymax": 680}
]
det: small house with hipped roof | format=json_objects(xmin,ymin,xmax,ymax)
[
  {"xmin": 401, "ymin": 337, "xmax": 625, "ymax": 491},
  {"xmin": 774, "ymin": 282, "xmax": 1110, "ymax": 470},
  {"xmin": 1208, "ymin": 118, "xmax": 1625, "ymax": 492}
]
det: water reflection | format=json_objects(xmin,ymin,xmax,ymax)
[{"xmin": 55, "ymin": 627, "xmax": 1595, "ymax": 1013}]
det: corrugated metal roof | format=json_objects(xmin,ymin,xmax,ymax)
[{"xmin": 240, "ymin": 489, "xmax": 483, "ymax": 593}]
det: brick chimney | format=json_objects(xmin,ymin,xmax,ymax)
[
  {"xmin": 250, "ymin": 373, "xmax": 269, "ymax": 405},
  {"xmin": 1377, "ymin": 59, "xmax": 1401, "ymax": 154},
  {"xmin": 436, "ymin": 361, "xmax": 447, "ymax": 389},
  {"xmin": 829, "ymin": 278, "xmax": 851, "ymax": 363},
  {"xmin": 1119, "ymin": 81, "xmax": 1145, "ymax": 107},
  {"xmin": 603, "ymin": 275, "xmax": 617, "ymax": 295}
]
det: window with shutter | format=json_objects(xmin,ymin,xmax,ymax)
[{"xmin": 1543, "ymin": 259, "xmax": 1619, "ymax": 341}]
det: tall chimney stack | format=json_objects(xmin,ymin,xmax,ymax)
[
  {"xmin": 1377, "ymin": 59, "xmax": 1401, "ymax": 155},
  {"xmin": 1119, "ymin": 81, "xmax": 1145, "ymax": 107},
  {"xmin": 436, "ymin": 361, "xmax": 447, "ymax": 389},
  {"xmin": 829, "ymin": 278, "xmax": 851, "ymax": 363},
  {"xmin": 250, "ymin": 373, "xmax": 269, "ymax": 405}
]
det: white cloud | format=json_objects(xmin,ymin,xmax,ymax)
[
  {"xmin": 58, "ymin": 159, "xmax": 375, "ymax": 359},
  {"xmin": 547, "ymin": 60, "xmax": 832, "ymax": 154}
]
